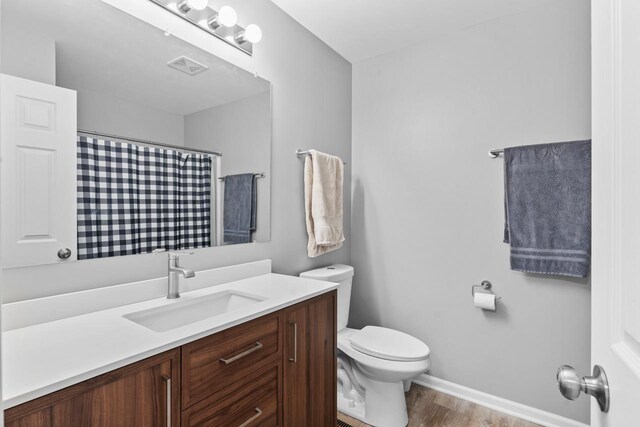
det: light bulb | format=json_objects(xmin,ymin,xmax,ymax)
[
  {"xmin": 243, "ymin": 24, "xmax": 262, "ymax": 43},
  {"xmin": 217, "ymin": 6, "xmax": 238, "ymax": 27},
  {"xmin": 178, "ymin": 0, "xmax": 208, "ymax": 13},
  {"xmin": 188, "ymin": 0, "xmax": 208, "ymax": 10}
]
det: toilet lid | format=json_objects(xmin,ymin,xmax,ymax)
[{"xmin": 350, "ymin": 326, "xmax": 430, "ymax": 362}]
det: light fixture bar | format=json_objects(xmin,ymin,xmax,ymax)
[{"xmin": 147, "ymin": 0, "xmax": 256, "ymax": 56}]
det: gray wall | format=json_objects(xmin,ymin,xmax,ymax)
[
  {"xmin": 69, "ymin": 87, "xmax": 185, "ymax": 146},
  {"xmin": 1, "ymin": 17, "xmax": 55, "ymax": 85},
  {"xmin": 185, "ymin": 92, "xmax": 271, "ymax": 242},
  {"xmin": 1, "ymin": 0, "xmax": 351, "ymax": 302},
  {"xmin": 351, "ymin": 0, "xmax": 590, "ymax": 423}
]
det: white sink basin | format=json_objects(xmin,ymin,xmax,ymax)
[{"xmin": 123, "ymin": 290, "xmax": 266, "ymax": 332}]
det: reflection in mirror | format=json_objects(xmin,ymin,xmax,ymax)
[{"xmin": 0, "ymin": 0, "xmax": 271, "ymax": 266}]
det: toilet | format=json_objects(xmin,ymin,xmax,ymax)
[{"xmin": 300, "ymin": 265, "xmax": 431, "ymax": 427}]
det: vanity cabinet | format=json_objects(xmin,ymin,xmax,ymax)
[
  {"xmin": 4, "ymin": 291, "xmax": 336, "ymax": 427},
  {"xmin": 4, "ymin": 348, "xmax": 180, "ymax": 427}
]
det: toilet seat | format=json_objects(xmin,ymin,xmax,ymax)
[
  {"xmin": 338, "ymin": 328, "xmax": 431, "ymax": 382},
  {"xmin": 350, "ymin": 326, "xmax": 430, "ymax": 362}
]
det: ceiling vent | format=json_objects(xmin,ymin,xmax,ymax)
[{"xmin": 167, "ymin": 56, "xmax": 208, "ymax": 76}]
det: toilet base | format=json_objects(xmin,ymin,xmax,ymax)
[
  {"xmin": 336, "ymin": 328, "xmax": 430, "ymax": 427},
  {"xmin": 337, "ymin": 390, "xmax": 366, "ymax": 421},
  {"xmin": 338, "ymin": 378, "xmax": 408, "ymax": 427},
  {"xmin": 337, "ymin": 352, "xmax": 410, "ymax": 427}
]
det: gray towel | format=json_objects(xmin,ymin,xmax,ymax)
[
  {"xmin": 223, "ymin": 173, "xmax": 257, "ymax": 244},
  {"xmin": 504, "ymin": 140, "xmax": 591, "ymax": 277}
]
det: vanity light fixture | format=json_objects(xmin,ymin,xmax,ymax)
[
  {"xmin": 235, "ymin": 24, "xmax": 262, "ymax": 44},
  {"xmin": 207, "ymin": 5, "xmax": 238, "ymax": 29},
  {"xmin": 148, "ymin": 0, "xmax": 261, "ymax": 55},
  {"xmin": 177, "ymin": 0, "xmax": 208, "ymax": 14}
]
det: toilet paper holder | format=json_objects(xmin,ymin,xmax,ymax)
[{"xmin": 471, "ymin": 280, "xmax": 502, "ymax": 303}]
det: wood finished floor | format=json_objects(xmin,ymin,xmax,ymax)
[{"xmin": 337, "ymin": 384, "xmax": 543, "ymax": 427}]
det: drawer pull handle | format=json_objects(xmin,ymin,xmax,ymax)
[
  {"xmin": 219, "ymin": 342, "xmax": 263, "ymax": 364},
  {"xmin": 162, "ymin": 376, "xmax": 172, "ymax": 427},
  {"xmin": 238, "ymin": 408, "xmax": 263, "ymax": 427},
  {"xmin": 289, "ymin": 321, "xmax": 298, "ymax": 363}
]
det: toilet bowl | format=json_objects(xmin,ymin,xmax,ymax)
[{"xmin": 300, "ymin": 265, "xmax": 431, "ymax": 427}]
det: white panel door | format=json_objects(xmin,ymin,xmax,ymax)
[
  {"xmin": 590, "ymin": 0, "xmax": 640, "ymax": 424},
  {"xmin": 0, "ymin": 74, "xmax": 77, "ymax": 268}
]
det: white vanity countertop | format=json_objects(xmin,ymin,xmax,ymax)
[{"xmin": 2, "ymin": 273, "xmax": 337, "ymax": 408}]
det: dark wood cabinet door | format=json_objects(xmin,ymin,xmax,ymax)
[
  {"xmin": 283, "ymin": 301, "xmax": 309, "ymax": 426},
  {"xmin": 5, "ymin": 349, "xmax": 181, "ymax": 427},
  {"xmin": 307, "ymin": 292, "xmax": 337, "ymax": 426},
  {"xmin": 5, "ymin": 408, "xmax": 51, "ymax": 427},
  {"xmin": 283, "ymin": 291, "xmax": 337, "ymax": 427}
]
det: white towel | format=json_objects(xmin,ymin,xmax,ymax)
[{"xmin": 304, "ymin": 150, "xmax": 345, "ymax": 257}]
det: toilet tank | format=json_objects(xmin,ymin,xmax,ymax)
[{"xmin": 299, "ymin": 264, "xmax": 354, "ymax": 331}]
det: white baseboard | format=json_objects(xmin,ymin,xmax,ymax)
[{"xmin": 412, "ymin": 374, "xmax": 589, "ymax": 427}]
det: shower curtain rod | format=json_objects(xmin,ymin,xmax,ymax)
[{"xmin": 78, "ymin": 129, "xmax": 222, "ymax": 157}]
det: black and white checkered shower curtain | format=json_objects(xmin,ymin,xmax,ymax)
[{"xmin": 77, "ymin": 136, "xmax": 212, "ymax": 260}]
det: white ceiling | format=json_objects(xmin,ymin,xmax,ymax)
[{"xmin": 270, "ymin": 0, "xmax": 551, "ymax": 63}]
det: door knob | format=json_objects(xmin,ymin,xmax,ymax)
[
  {"xmin": 57, "ymin": 248, "xmax": 72, "ymax": 259},
  {"xmin": 557, "ymin": 365, "xmax": 610, "ymax": 412}
]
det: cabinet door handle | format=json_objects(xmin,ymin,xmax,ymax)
[
  {"xmin": 162, "ymin": 375, "xmax": 171, "ymax": 427},
  {"xmin": 219, "ymin": 342, "xmax": 263, "ymax": 364},
  {"xmin": 238, "ymin": 408, "xmax": 263, "ymax": 427},
  {"xmin": 288, "ymin": 321, "xmax": 297, "ymax": 363}
]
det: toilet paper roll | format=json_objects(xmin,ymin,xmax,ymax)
[{"xmin": 473, "ymin": 292, "xmax": 496, "ymax": 311}]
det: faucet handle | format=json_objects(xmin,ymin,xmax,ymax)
[
  {"xmin": 152, "ymin": 248, "xmax": 167, "ymax": 254},
  {"xmin": 168, "ymin": 251, "xmax": 194, "ymax": 261},
  {"xmin": 169, "ymin": 251, "xmax": 194, "ymax": 256}
]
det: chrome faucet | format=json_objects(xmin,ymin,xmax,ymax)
[
  {"xmin": 168, "ymin": 252, "xmax": 195, "ymax": 299},
  {"xmin": 154, "ymin": 249, "xmax": 195, "ymax": 299}
]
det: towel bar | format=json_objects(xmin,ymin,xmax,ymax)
[
  {"xmin": 218, "ymin": 172, "xmax": 266, "ymax": 181},
  {"xmin": 296, "ymin": 149, "xmax": 347, "ymax": 164},
  {"xmin": 488, "ymin": 148, "xmax": 504, "ymax": 158}
]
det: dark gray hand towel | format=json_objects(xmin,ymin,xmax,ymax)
[
  {"xmin": 250, "ymin": 175, "xmax": 257, "ymax": 232},
  {"xmin": 224, "ymin": 173, "xmax": 256, "ymax": 244},
  {"xmin": 504, "ymin": 140, "xmax": 591, "ymax": 277}
]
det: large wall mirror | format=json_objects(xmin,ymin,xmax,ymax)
[{"xmin": 0, "ymin": 0, "xmax": 271, "ymax": 267}]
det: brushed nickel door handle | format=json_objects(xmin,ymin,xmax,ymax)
[
  {"xmin": 288, "ymin": 321, "xmax": 297, "ymax": 363},
  {"xmin": 162, "ymin": 375, "xmax": 172, "ymax": 427},
  {"xmin": 219, "ymin": 342, "xmax": 263, "ymax": 364},
  {"xmin": 238, "ymin": 408, "xmax": 263, "ymax": 427},
  {"xmin": 57, "ymin": 248, "xmax": 72, "ymax": 259},
  {"xmin": 557, "ymin": 364, "xmax": 610, "ymax": 412}
]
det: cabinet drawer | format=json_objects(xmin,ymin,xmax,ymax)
[
  {"xmin": 182, "ymin": 364, "xmax": 280, "ymax": 427},
  {"xmin": 182, "ymin": 311, "xmax": 282, "ymax": 408}
]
